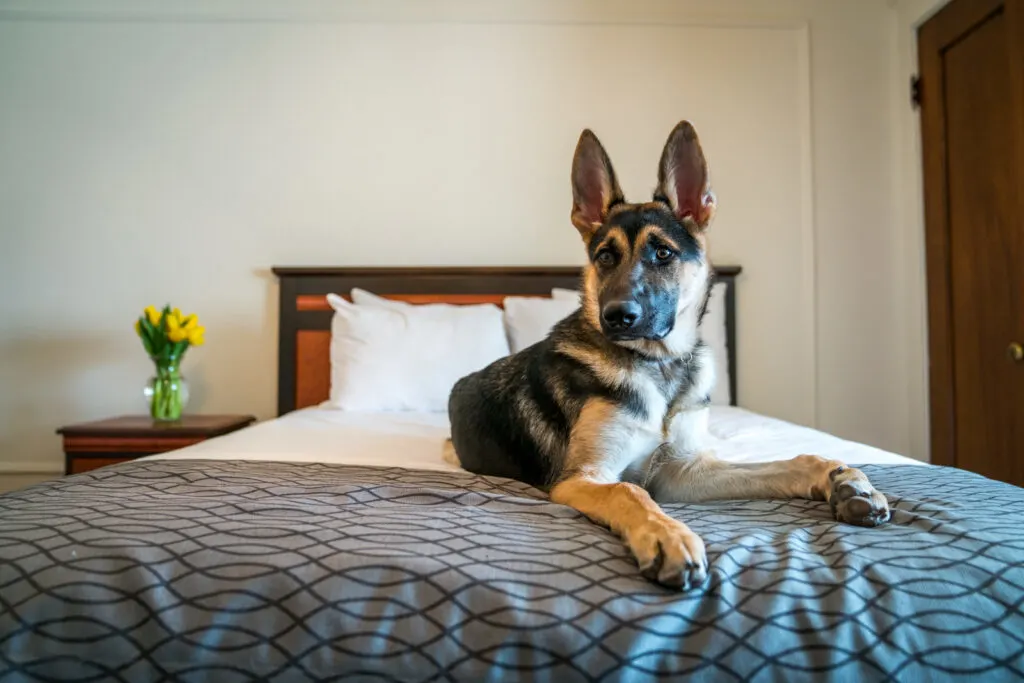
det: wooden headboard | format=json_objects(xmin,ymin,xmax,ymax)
[{"xmin": 271, "ymin": 266, "xmax": 741, "ymax": 416}]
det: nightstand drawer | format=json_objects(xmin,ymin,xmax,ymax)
[
  {"xmin": 58, "ymin": 414, "xmax": 256, "ymax": 475},
  {"xmin": 62, "ymin": 438, "xmax": 205, "ymax": 454},
  {"xmin": 62, "ymin": 435, "xmax": 205, "ymax": 453},
  {"xmin": 68, "ymin": 456, "xmax": 141, "ymax": 474}
]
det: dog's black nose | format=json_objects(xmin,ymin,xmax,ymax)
[{"xmin": 602, "ymin": 301, "xmax": 642, "ymax": 330}]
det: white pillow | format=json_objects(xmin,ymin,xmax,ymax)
[
  {"xmin": 350, "ymin": 288, "xmax": 448, "ymax": 312},
  {"xmin": 325, "ymin": 292, "xmax": 510, "ymax": 412},
  {"xmin": 502, "ymin": 296, "xmax": 580, "ymax": 353},
  {"xmin": 550, "ymin": 282, "xmax": 732, "ymax": 405},
  {"xmin": 551, "ymin": 288, "xmax": 579, "ymax": 302}
]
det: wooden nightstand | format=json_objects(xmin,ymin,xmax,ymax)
[{"xmin": 57, "ymin": 414, "xmax": 256, "ymax": 475}]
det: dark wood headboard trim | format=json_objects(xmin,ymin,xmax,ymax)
[{"xmin": 272, "ymin": 265, "xmax": 741, "ymax": 416}]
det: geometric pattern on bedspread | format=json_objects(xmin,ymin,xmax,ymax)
[{"xmin": 1, "ymin": 460, "xmax": 1023, "ymax": 683}]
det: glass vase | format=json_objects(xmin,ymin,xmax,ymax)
[{"xmin": 144, "ymin": 357, "xmax": 189, "ymax": 422}]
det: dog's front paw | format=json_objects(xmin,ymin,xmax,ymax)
[
  {"xmin": 626, "ymin": 517, "xmax": 708, "ymax": 590},
  {"xmin": 829, "ymin": 466, "xmax": 890, "ymax": 527}
]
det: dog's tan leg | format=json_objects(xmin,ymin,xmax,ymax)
[
  {"xmin": 552, "ymin": 398, "xmax": 708, "ymax": 589},
  {"xmin": 441, "ymin": 438, "xmax": 461, "ymax": 467},
  {"xmin": 647, "ymin": 451, "xmax": 890, "ymax": 527},
  {"xmin": 550, "ymin": 477, "xmax": 708, "ymax": 589}
]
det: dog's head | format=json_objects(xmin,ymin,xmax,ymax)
[{"xmin": 570, "ymin": 120, "xmax": 716, "ymax": 357}]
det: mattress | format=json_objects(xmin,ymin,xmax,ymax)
[
  {"xmin": 3, "ymin": 408, "xmax": 1022, "ymax": 682},
  {"xmin": 145, "ymin": 405, "xmax": 924, "ymax": 469}
]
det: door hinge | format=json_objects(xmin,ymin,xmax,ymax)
[{"xmin": 911, "ymin": 75, "xmax": 922, "ymax": 109}]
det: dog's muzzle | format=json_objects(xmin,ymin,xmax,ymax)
[{"xmin": 601, "ymin": 300, "xmax": 670, "ymax": 341}]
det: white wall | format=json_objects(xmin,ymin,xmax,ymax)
[{"xmin": 0, "ymin": 0, "xmax": 926, "ymax": 474}]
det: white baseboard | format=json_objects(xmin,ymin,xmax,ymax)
[{"xmin": 0, "ymin": 462, "xmax": 64, "ymax": 475}]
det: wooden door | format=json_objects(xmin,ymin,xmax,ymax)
[{"xmin": 918, "ymin": 0, "xmax": 1024, "ymax": 485}]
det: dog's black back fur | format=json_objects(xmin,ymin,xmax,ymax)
[
  {"xmin": 449, "ymin": 311, "xmax": 584, "ymax": 487},
  {"xmin": 449, "ymin": 308, "xmax": 708, "ymax": 489}
]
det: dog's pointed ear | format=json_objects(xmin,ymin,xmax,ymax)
[
  {"xmin": 571, "ymin": 129, "xmax": 623, "ymax": 240},
  {"xmin": 656, "ymin": 121, "xmax": 716, "ymax": 229}
]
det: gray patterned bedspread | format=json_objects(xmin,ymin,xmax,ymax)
[{"xmin": 1, "ymin": 460, "xmax": 1022, "ymax": 682}]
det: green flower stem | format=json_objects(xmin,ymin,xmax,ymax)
[{"xmin": 151, "ymin": 359, "xmax": 183, "ymax": 421}]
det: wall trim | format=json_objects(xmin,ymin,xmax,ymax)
[
  {"xmin": 0, "ymin": 1, "xmax": 809, "ymax": 28},
  {"xmin": 796, "ymin": 22, "xmax": 818, "ymax": 428},
  {"xmin": 0, "ymin": 15, "xmax": 810, "ymax": 28},
  {"xmin": 892, "ymin": 0, "xmax": 952, "ymax": 460},
  {"xmin": 0, "ymin": 462, "xmax": 64, "ymax": 475}
]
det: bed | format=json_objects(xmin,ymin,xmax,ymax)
[{"xmin": 2, "ymin": 266, "xmax": 1023, "ymax": 682}]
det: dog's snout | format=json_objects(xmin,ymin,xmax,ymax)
[{"xmin": 602, "ymin": 301, "xmax": 642, "ymax": 330}]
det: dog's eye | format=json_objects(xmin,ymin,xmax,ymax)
[
  {"xmin": 655, "ymin": 247, "xmax": 674, "ymax": 261},
  {"xmin": 596, "ymin": 251, "xmax": 615, "ymax": 266}
]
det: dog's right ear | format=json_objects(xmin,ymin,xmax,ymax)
[{"xmin": 571, "ymin": 129, "xmax": 623, "ymax": 240}]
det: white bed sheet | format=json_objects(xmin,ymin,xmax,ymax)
[{"xmin": 147, "ymin": 406, "xmax": 923, "ymax": 470}]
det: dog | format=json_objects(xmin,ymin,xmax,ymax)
[{"xmin": 446, "ymin": 121, "xmax": 891, "ymax": 590}]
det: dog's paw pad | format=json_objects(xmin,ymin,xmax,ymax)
[{"xmin": 829, "ymin": 469, "xmax": 890, "ymax": 527}]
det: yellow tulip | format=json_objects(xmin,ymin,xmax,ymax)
[
  {"xmin": 134, "ymin": 320, "xmax": 142, "ymax": 336},
  {"xmin": 168, "ymin": 327, "xmax": 188, "ymax": 343},
  {"xmin": 187, "ymin": 326, "xmax": 205, "ymax": 346},
  {"xmin": 167, "ymin": 314, "xmax": 181, "ymax": 333},
  {"xmin": 181, "ymin": 314, "xmax": 198, "ymax": 330},
  {"xmin": 144, "ymin": 305, "xmax": 161, "ymax": 326}
]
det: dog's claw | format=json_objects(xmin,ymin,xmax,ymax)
[
  {"xmin": 829, "ymin": 467, "xmax": 890, "ymax": 527},
  {"xmin": 628, "ymin": 518, "xmax": 708, "ymax": 590}
]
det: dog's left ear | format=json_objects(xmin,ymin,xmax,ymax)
[{"xmin": 656, "ymin": 121, "xmax": 716, "ymax": 229}]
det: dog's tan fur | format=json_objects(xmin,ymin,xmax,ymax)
[{"xmin": 550, "ymin": 477, "xmax": 707, "ymax": 587}]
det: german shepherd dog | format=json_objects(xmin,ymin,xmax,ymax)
[{"xmin": 447, "ymin": 121, "xmax": 890, "ymax": 590}]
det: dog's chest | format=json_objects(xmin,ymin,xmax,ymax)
[
  {"xmin": 626, "ymin": 352, "xmax": 712, "ymax": 437},
  {"xmin": 627, "ymin": 361, "xmax": 689, "ymax": 429}
]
